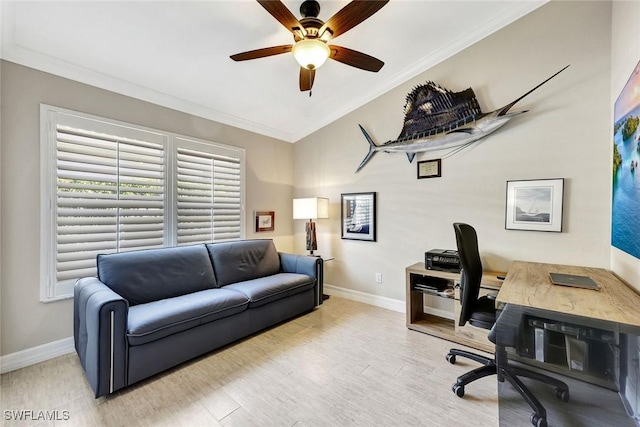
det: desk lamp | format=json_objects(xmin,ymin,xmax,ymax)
[{"xmin": 293, "ymin": 197, "xmax": 329, "ymax": 256}]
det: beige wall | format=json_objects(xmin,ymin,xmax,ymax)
[
  {"xmin": 611, "ymin": 1, "xmax": 640, "ymax": 291},
  {"xmin": 0, "ymin": 51, "xmax": 3, "ymax": 357},
  {"xmin": 293, "ymin": 1, "xmax": 612, "ymax": 302},
  {"xmin": 0, "ymin": 61, "xmax": 295, "ymax": 355},
  {"xmin": 0, "ymin": 0, "xmax": 623, "ymax": 357}
]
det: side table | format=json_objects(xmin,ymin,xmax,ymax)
[{"xmin": 307, "ymin": 255, "xmax": 334, "ymax": 305}]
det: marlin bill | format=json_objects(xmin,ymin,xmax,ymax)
[{"xmin": 355, "ymin": 65, "xmax": 569, "ymax": 173}]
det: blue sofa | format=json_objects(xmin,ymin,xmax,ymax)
[{"xmin": 73, "ymin": 239, "xmax": 322, "ymax": 398}]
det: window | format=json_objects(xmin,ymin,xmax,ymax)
[
  {"xmin": 175, "ymin": 138, "xmax": 242, "ymax": 245},
  {"xmin": 41, "ymin": 106, "xmax": 245, "ymax": 301}
]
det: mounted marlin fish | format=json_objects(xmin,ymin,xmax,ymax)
[{"xmin": 355, "ymin": 65, "xmax": 569, "ymax": 173}]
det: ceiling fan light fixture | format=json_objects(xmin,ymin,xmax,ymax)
[{"xmin": 292, "ymin": 39, "xmax": 330, "ymax": 70}]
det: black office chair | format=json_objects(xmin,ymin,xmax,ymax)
[{"xmin": 447, "ymin": 223, "xmax": 569, "ymax": 427}]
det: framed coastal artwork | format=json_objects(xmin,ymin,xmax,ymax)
[
  {"xmin": 613, "ymin": 60, "xmax": 640, "ymax": 260},
  {"xmin": 505, "ymin": 179, "xmax": 564, "ymax": 232},
  {"xmin": 341, "ymin": 192, "xmax": 376, "ymax": 241}
]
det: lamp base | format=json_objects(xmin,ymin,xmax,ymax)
[{"xmin": 305, "ymin": 220, "xmax": 318, "ymax": 254}]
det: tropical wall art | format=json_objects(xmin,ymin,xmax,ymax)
[
  {"xmin": 355, "ymin": 66, "xmax": 569, "ymax": 174},
  {"xmin": 613, "ymin": 60, "xmax": 640, "ymax": 260}
]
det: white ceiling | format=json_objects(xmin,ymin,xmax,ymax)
[{"xmin": 0, "ymin": 0, "xmax": 546, "ymax": 142}]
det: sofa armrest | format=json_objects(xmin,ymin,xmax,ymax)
[
  {"xmin": 279, "ymin": 253, "xmax": 323, "ymax": 305},
  {"xmin": 74, "ymin": 277, "xmax": 128, "ymax": 398},
  {"xmin": 279, "ymin": 253, "xmax": 321, "ymax": 277}
]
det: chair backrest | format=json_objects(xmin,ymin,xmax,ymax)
[{"xmin": 453, "ymin": 223, "xmax": 484, "ymax": 327}]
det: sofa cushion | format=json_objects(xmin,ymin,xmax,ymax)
[
  {"xmin": 97, "ymin": 245, "xmax": 217, "ymax": 306},
  {"xmin": 127, "ymin": 288, "xmax": 249, "ymax": 346},
  {"xmin": 206, "ymin": 240, "xmax": 280, "ymax": 287},
  {"xmin": 224, "ymin": 273, "xmax": 315, "ymax": 308}
]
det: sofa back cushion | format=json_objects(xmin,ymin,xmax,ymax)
[
  {"xmin": 97, "ymin": 245, "xmax": 217, "ymax": 306},
  {"xmin": 206, "ymin": 240, "xmax": 280, "ymax": 287}
]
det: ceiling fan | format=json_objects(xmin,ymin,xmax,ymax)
[{"xmin": 230, "ymin": 0, "xmax": 389, "ymax": 93}]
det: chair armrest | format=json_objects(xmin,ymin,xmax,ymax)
[{"xmin": 74, "ymin": 277, "xmax": 128, "ymax": 398}]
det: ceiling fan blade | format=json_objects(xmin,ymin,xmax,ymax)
[
  {"xmin": 299, "ymin": 67, "xmax": 316, "ymax": 92},
  {"xmin": 329, "ymin": 45, "xmax": 384, "ymax": 72},
  {"xmin": 257, "ymin": 0, "xmax": 306, "ymax": 37},
  {"xmin": 319, "ymin": 0, "xmax": 389, "ymax": 39},
  {"xmin": 230, "ymin": 45, "xmax": 293, "ymax": 61}
]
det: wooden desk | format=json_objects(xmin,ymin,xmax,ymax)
[
  {"xmin": 496, "ymin": 260, "xmax": 640, "ymax": 425},
  {"xmin": 406, "ymin": 262, "xmax": 503, "ymax": 353},
  {"xmin": 497, "ymin": 261, "xmax": 640, "ymax": 328}
]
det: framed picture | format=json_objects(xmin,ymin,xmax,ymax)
[
  {"xmin": 417, "ymin": 159, "xmax": 442, "ymax": 179},
  {"xmin": 255, "ymin": 211, "xmax": 274, "ymax": 232},
  {"xmin": 505, "ymin": 179, "xmax": 564, "ymax": 232},
  {"xmin": 341, "ymin": 192, "xmax": 376, "ymax": 241},
  {"xmin": 612, "ymin": 59, "xmax": 640, "ymax": 259}
]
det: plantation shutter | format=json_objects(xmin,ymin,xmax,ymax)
[
  {"xmin": 42, "ymin": 106, "xmax": 244, "ymax": 301},
  {"xmin": 54, "ymin": 114, "xmax": 166, "ymax": 289},
  {"xmin": 176, "ymin": 138, "xmax": 242, "ymax": 244}
]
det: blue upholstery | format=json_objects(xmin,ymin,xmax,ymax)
[
  {"xmin": 97, "ymin": 245, "xmax": 217, "ymax": 306},
  {"xmin": 206, "ymin": 240, "xmax": 280, "ymax": 286},
  {"xmin": 74, "ymin": 240, "xmax": 321, "ymax": 398},
  {"xmin": 279, "ymin": 253, "xmax": 319, "ymax": 277},
  {"xmin": 127, "ymin": 310, "xmax": 252, "ymax": 385},
  {"xmin": 224, "ymin": 273, "xmax": 315, "ymax": 308},
  {"xmin": 73, "ymin": 277, "xmax": 128, "ymax": 398},
  {"xmin": 245, "ymin": 288, "xmax": 315, "ymax": 335},
  {"xmin": 127, "ymin": 289, "xmax": 249, "ymax": 346}
]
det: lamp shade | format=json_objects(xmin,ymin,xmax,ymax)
[
  {"xmin": 293, "ymin": 197, "xmax": 329, "ymax": 220},
  {"xmin": 292, "ymin": 39, "xmax": 330, "ymax": 70}
]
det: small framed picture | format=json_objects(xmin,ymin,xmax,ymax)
[
  {"xmin": 255, "ymin": 211, "xmax": 275, "ymax": 232},
  {"xmin": 505, "ymin": 179, "xmax": 564, "ymax": 232},
  {"xmin": 341, "ymin": 192, "xmax": 376, "ymax": 241},
  {"xmin": 417, "ymin": 159, "xmax": 442, "ymax": 179}
]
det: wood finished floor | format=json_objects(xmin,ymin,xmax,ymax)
[{"xmin": 0, "ymin": 297, "xmax": 498, "ymax": 426}]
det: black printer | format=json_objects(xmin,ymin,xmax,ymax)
[{"xmin": 425, "ymin": 249, "xmax": 461, "ymax": 273}]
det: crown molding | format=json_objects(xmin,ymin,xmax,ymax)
[
  {"xmin": 0, "ymin": 44, "xmax": 298, "ymax": 142},
  {"xmin": 1, "ymin": 1, "xmax": 546, "ymax": 144},
  {"xmin": 288, "ymin": 1, "xmax": 548, "ymax": 142}
]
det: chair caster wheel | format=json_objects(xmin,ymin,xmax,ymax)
[
  {"xmin": 530, "ymin": 414, "xmax": 547, "ymax": 427},
  {"xmin": 446, "ymin": 354, "xmax": 456, "ymax": 364},
  {"xmin": 555, "ymin": 388, "xmax": 570, "ymax": 402},
  {"xmin": 452, "ymin": 384, "xmax": 465, "ymax": 398}
]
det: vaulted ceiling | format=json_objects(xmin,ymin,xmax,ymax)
[{"xmin": 0, "ymin": 1, "xmax": 546, "ymax": 142}]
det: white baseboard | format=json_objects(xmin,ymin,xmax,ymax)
[
  {"xmin": 1, "ymin": 337, "xmax": 74, "ymax": 374},
  {"xmin": 324, "ymin": 283, "xmax": 405, "ymax": 313}
]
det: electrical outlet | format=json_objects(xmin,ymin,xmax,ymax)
[{"xmin": 375, "ymin": 273, "xmax": 382, "ymax": 283}]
